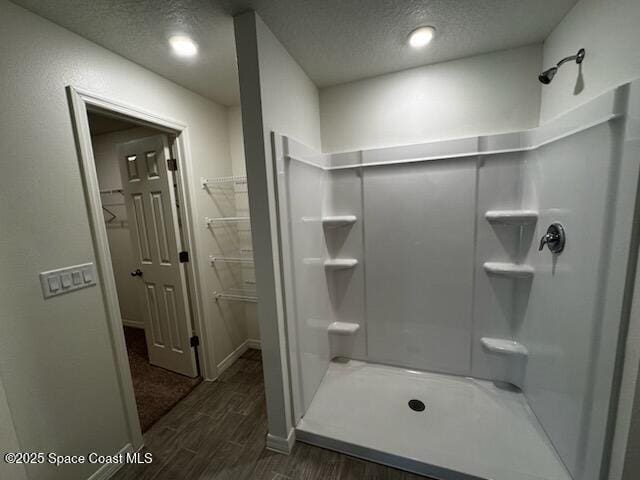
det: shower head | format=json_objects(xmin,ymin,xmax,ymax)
[
  {"xmin": 538, "ymin": 48, "xmax": 585, "ymax": 85},
  {"xmin": 538, "ymin": 67, "xmax": 557, "ymax": 85}
]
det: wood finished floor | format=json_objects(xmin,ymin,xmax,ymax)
[{"xmin": 112, "ymin": 349, "xmax": 430, "ymax": 480}]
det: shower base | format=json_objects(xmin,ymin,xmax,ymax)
[{"xmin": 296, "ymin": 359, "xmax": 571, "ymax": 480}]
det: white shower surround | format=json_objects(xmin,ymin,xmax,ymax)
[{"xmin": 274, "ymin": 81, "xmax": 640, "ymax": 480}]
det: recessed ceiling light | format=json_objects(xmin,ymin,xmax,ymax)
[
  {"xmin": 169, "ymin": 35, "xmax": 198, "ymax": 57},
  {"xmin": 408, "ymin": 26, "xmax": 435, "ymax": 48}
]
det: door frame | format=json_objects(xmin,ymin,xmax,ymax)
[{"xmin": 66, "ymin": 85, "xmax": 216, "ymax": 449}]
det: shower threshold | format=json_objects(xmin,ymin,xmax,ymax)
[{"xmin": 296, "ymin": 359, "xmax": 571, "ymax": 480}]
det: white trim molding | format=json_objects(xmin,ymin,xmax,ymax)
[
  {"xmin": 217, "ymin": 339, "xmax": 262, "ymax": 374},
  {"xmin": 66, "ymin": 85, "xmax": 219, "ymax": 451},
  {"xmin": 217, "ymin": 341, "xmax": 250, "ymax": 374},
  {"xmin": 122, "ymin": 318, "xmax": 144, "ymax": 330},
  {"xmin": 266, "ymin": 429, "xmax": 296, "ymax": 455},
  {"xmin": 86, "ymin": 444, "xmax": 133, "ymax": 480}
]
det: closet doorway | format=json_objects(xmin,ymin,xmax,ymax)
[{"xmin": 85, "ymin": 109, "xmax": 202, "ymax": 432}]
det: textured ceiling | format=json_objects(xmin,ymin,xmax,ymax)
[{"xmin": 11, "ymin": 0, "xmax": 577, "ymax": 106}]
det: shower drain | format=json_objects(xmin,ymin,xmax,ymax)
[{"xmin": 408, "ymin": 399, "xmax": 426, "ymax": 412}]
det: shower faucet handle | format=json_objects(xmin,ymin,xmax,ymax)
[
  {"xmin": 538, "ymin": 223, "xmax": 566, "ymax": 254},
  {"xmin": 538, "ymin": 234, "xmax": 554, "ymax": 251}
]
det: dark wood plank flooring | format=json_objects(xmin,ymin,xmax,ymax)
[{"xmin": 112, "ymin": 349, "xmax": 430, "ymax": 480}]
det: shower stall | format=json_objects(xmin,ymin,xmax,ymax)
[{"xmin": 271, "ymin": 81, "xmax": 640, "ymax": 480}]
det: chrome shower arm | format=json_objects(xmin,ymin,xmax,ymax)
[
  {"xmin": 556, "ymin": 48, "xmax": 586, "ymax": 67},
  {"xmin": 538, "ymin": 48, "xmax": 585, "ymax": 84}
]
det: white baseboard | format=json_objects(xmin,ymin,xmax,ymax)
[
  {"xmin": 87, "ymin": 443, "xmax": 133, "ymax": 480},
  {"xmin": 217, "ymin": 340, "xmax": 249, "ymax": 374},
  {"xmin": 122, "ymin": 318, "xmax": 144, "ymax": 329},
  {"xmin": 266, "ymin": 429, "xmax": 296, "ymax": 455},
  {"xmin": 216, "ymin": 339, "xmax": 263, "ymax": 375}
]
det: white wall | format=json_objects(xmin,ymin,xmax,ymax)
[
  {"xmin": 0, "ymin": 376, "xmax": 27, "ymax": 480},
  {"xmin": 92, "ymin": 126, "xmax": 156, "ymax": 327},
  {"xmin": 228, "ymin": 106, "xmax": 245, "ymax": 173},
  {"xmin": 234, "ymin": 10, "xmax": 322, "ymax": 446},
  {"xmin": 320, "ymin": 44, "xmax": 543, "ymax": 153},
  {"xmin": 227, "ymin": 105, "xmax": 260, "ymax": 343},
  {"xmin": 620, "ymin": 295, "xmax": 640, "ymax": 478},
  {"xmin": 255, "ymin": 23, "xmax": 322, "ymax": 151},
  {"xmin": 0, "ymin": 2, "xmax": 235, "ymax": 478},
  {"xmin": 540, "ymin": 0, "xmax": 640, "ymax": 122}
]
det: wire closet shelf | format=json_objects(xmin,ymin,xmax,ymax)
[{"xmin": 205, "ymin": 174, "xmax": 255, "ymax": 303}]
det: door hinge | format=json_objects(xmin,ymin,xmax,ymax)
[
  {"xmin": 167, "ymin": 158, "xmax": 177, "ymax": 171},
  {"xmin": 190, "ymin": 335, "xmax": 200, "ymax": 348},
  {"xmin": 179, "ymin": 251, "xmax": 189, "ymax": 263}
]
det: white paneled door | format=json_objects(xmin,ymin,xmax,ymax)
[{"xmin": 117, "ymin": 135, "xmax": 197, "ymax": 377}]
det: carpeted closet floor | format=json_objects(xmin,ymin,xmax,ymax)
[{"xmin": 123, "ymin": 326, "xmax": 201, "ymax": 432}]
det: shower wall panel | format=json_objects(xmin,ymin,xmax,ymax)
[
  {"xmin": 471, "ymin": 153, "xmax": 528, "ymax": 384},
  {"xmin": 363, "ymin": 159, "xmax": 476, "ymax": 375},
  {"xmin": 325, "ymin": 169, "xmax": 367, "ymax": 360},
  {"xmin": 285, "ymin": 159, "xmax": 334, "ymax": 413},
  {"xmin": 518, "ymin": 120, "xmax": 624, "ymax": 480}
]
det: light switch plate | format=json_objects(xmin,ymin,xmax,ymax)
[{"xmin": 39, "ymin": 262, "xmax": 97, "ymax": 299}]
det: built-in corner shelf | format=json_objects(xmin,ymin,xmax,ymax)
[
  {"xmin": 324, "ymin": 259, "xmax": 358, "ymax": 271},
  {"xmin": 481, "ymin": 337, "xmax": 528, "ymax": 357},
  {"xmin": 322, "ymin": 215, "xmax": 357, "ymax": 228},
  {"xmin": 328, "ymin": 322, "xmax": 360, "ymax": 335},
  {"xmin": 485, "ymin": 210, "xmax": 538, "ymax": 225},
  {"xmin": 483, "ymin": 262, "xmax": 534, "ymax": 278}
]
